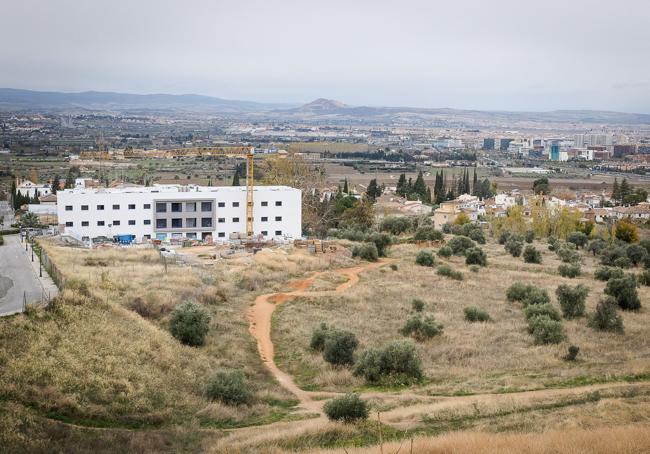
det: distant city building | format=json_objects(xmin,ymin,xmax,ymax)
[
  {"xmin": 574, "ymin": 134, "xmax": 613, "ymax": 148},
  {"xmin": 498, "ymin": 138, "xmax": 514, "ymax": 151},
  {"xmin": 613, "ymin": 144, "xmax": 637, "ymax": 158},
  {"xmin": 483, "ymin": 138, "xmax": 495, "ymax": 150}
]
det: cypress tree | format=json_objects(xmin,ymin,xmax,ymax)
[
  {"xmin": 413, "ymin": 171, "xmax": 427, "ymax": 200},
  {"xmin": 472, "ymin": 168, "xmax": 478, "ymax": 195},
  {"xmin": 612, "ymin": 178, "xmax": 620, "ymax": 204},
  {"xmin": 396, "ymin": 173, "xmax": 406, "ymax": 196},
  {"xmin": 343, "ymin": 178, "xmax": 349, "ymax": 194},
  {"xmin": 232, "ymin": 171, "xmax": 240, "ymax": 186}
]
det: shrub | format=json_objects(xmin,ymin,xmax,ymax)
[
  {"xmin": 605, "ymin": 275, "xmax": 641, "ymax": 310},
  {"xmin": 310, "ymin": 322, "xmax": 331, "ymax": 351},
  {"xmin": 637, "ymin": 270, "xmax": 650, "ymax": 286},
  {"xmin": 470, "ymin": 265, "xmax": 480, "ymax": 273},
  {"xmin": 354, "ymin": 341, "xmax": 423, "ymax": 384},
  {"xmin": 447, "ymin": 235, "xmax": 475, "ymax": 255},
  {"xmin": 548, "ymin": 236, "xmax": 559, "ymax": 251},
  {"xmin": 558, "ymin": 263, "xmax": 581, "ymax": 278},
  {"xmin": 567, "ymin": 231, "xmax": 588, "ymax": 249},
  {"xmin": 400, "ymin": 314, "xmax": 443, "ymax": 341},
  {"xmin": 414, "ymin": 226, "xmax": 444, "ymax": 242},
  {"xmin": 206, "ymin": 369, "xmax": 254, "ymax": 406},
  {"xmin": 465, "ymin": 247, "xmax": 487, "ymax": 266},
  {"xmin": 169, "ymin": 301, "xmax": 211, "ymax": 346},
  {"xmin": 594, "ymin": 266, "xmax": 624, "ymax": 281},
  {"xmin": 600, "ymin": 246, "xmax": 629, "ymax": 267},
  {"xmin": 588, "ymin": 297, "xmax": 624, "ymax": 333},
  {"xmin": 442, "ymin": 223, "xmax": 453, "ymax": 234},
  {"xmin": 556, "ymin": 244, "xmax": 581, "ymax": 263},
  {"xmin": 614, "ymin": 220, "xmax": 639, "ymax": 243},
  {"xmin": 0, "ymin": 234, "xmax": 3, "ymax": 246},
  {"xmin": 368, "ymin": 232, "xmax": 393, "ymax": 257},
  {"xmin": 390, "ymin": 263, "xmax": 398, "ymax": 271},
  {"xmin": 437, "ymin": 246, "xmax": 452, "ymax": 258},
  {"xmin": 352, "ymin": 243, "xmax": 379, "ymax": 262},
  {"xmin": 411, "ymin": 299, "xmax": 425, "ymax": 312},
  {"xmin": 525, "ymin": 230, "xmax": 535, "ymax": 243},
  {"xmin": 498, "ymin": 231, "xmax": 511, "ymax": 245},
  {"xmin": 639, "ymin": 239, "xmax": 650, "ymax": 255},
  {"xmin": 613, "ymin": 256, "xmax": 632, "ymax": 268},
  {"xmin": 415, "ymin": 250, "xmax": 435, "ymax": 267},
  {"xmin": 505, "ymin": 237, "xmax": 523, "ymax": 257},
  {"xmin": 626, "ymin": 244, "xmax": 647, "ymax": 266},
  {"xmin": 524, "ymin": 303, "xmax": 561, "ymax": 321},
  {"xmin": 523, "ymin": 245, "xmax": 542, "ymax": 264},
  {"xmin": 437, "ymin": 264, "xmax": 463, "ymax": 280},
  {"xmin": 506, "ymin": 282, "xmax": 535, "ymax": 302},
  {"xmin": 380, "ymin": 217, "xmax": 412, "ymax": 235},
  {"xmin": 323, "ymin": 330, "xmax": 359, "ymax": 366},
  {"xmin": 468, "ymin": 228, "xmax": 486, "ymax": 244},
  {"xmin": 522, "ymin": 287, "xmax": 551, "ymax": 306},
  {"xmin": 556, "ymin": 284, "xmax": 588, "ymax": 318},
  {"xmin": 323, "ymin": 393, "xmax": 369, "ymax": 423},
  {"xmin": 331, "ymin": 228, "xmax": 367, "ymax": 242},
  {"xmin": 587, "ymin": 238, "xmax": 608, "ymax": 256},
  {"xmin": 528, "ymin": 315, "xmax": 564, "ymax": 344},
  {"xmin": 565, "ymin": 345, "xmax": 580, "ymax": 361},
  {"xmin": 464, "ymin": 306, "xmax": 491, "ymax": 322}
]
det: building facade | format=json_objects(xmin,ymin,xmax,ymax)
[{"xmin": 57, "ymin": 184, "xmax": 302, "ymax": 242}]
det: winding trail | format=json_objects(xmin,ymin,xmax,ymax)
[{"xmin": 247, "ymin": 260, "xmax": 389, "ymax": 414}]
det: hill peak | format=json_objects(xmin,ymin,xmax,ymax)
[{"xmin": 300, "ymin": 98, "xmax": 347, "ymax": 111}]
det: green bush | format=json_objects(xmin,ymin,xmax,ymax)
[
  {"xmin": 380, "ymin": 217, "xmax": 412, "ymax": 235},
  {"xmin": 411, "ymin": 299, "xmax": 425, "ymax": 312},
  {"xmin": 588, "ymin": 298, "xmax": 624, "ymax": 333},
  {"xmin": 437, "ymin": 264, "xmax": 463, "ymax": 280},
  {"xmin": 556, "ymin": 244, "xmax": 581, "ymax": 263},
  {"xmin": 352, "ymin": 243, "xmax": 379, "ymax": 262},
  {"xmin": 594, "ymin": 266, "xmax": 624, "ymax": 281},
  {"xmin": 468, "ymin": 228, "xmax": 486, "ymax": 244},
  {"xmin": 465, "ymin": 247, "xmax": 487, "ymax": 266},
  {"xmin": 323, "ymin": 393, "xmax": 369, "ymax": 423},
  {"xmin": 354, "ymin": 341, "xmax": 423, "ymax": 385},
  {"xmin": 528, "ymin": 315, "xmax": 564, "ymax": 344},
  {"xmin": 169, "ymin": 301, "xmax": 211, "ymax": 346},
  {"xmin": 525, "ymin": 230, "xmax": 535, "ymax": 243},
  {"xmin": 558, "ymin": 263, "xmax": 581, "ymax": 278},
  {"xmin": 605, "ymin": 275, "xmax": 641, "ymax": 310},
  {"xmin": 310, "ymin": 322, "xmax": 331, "ymax": 351},
  {"xmin": 613, "ymin": 256, "xmax": 632, "ymax": 268},
  {"xmin": 390, "ymin": 263, "xmax": 398, "ymax": 271},
  {"xmin": 567, "ymin": 231, "xmax": 588, "ymax": 249},
  {"xmin": 524, "ymin": 303, "xmax": 561, "ymax": 321},
  {"xmin": 626, "ymin": 244, "xmax": 647, "ymax": 266},
  {"xmin": 637, "ymin": 270, "xmax": 650, "ymax": 286},
  {"xmin": 565, "ymin": 345, "xmax": 580, "ymax": 361},
  {"xmin": 522, "ymin": 287, "xmax": 551, "ymax": 306},
  {"xmin": 400, "ymin": 314, "xmax": 443, "ymax": 341},
  {"xmin": 505, "ymin": 237, "xmax": 523, "ymax": 257},
  {"xmin": 323, "ymin": 330, "xmax": 359, "ymax": 366},
  {"xmin": 470, "ymin": 265, "xmax": 480, "ymax": 273},
  {"xmin": 556, "ymin": 284, "xmax": 588, "ymax": 319},
  {"xmin": 548, "ymin": 236, "xmax": 559, "ymax": 251},
  {"xmin": 414, "ymin": 226, "xmax": 444, "ymax": 242},
  {"xmin": 600, "ymin": 246, "xmax": 629, "ymax": 267},
  {"xmin": 498, "ymin": 231, "xmax": 511, "ymax": 245},
  {"xmin": 587, "ymin": 238, "xmax": 608, "ymax": 256},
  {"xmin": 437, "ymin": 246, "xmax": 452, "ymax": 258},
  {"xmin": 368, "ymin": 232, "xmax": 393, "ymax": 257},
  {"xmin": 447, "ymin": 236, "xmax": 475, "ymax": 255},
  {"xmin": 331, "ymin": 229, "xmax": 367, "ymax": 242},
  {"xmin": 464, "ymin": 306, "xmax": 491, "ymax": 322},
  {"xmin": 206, "ymin": 369, "xmax": 254, "ymax": 406},
  {"xmin": 506, "ymin": 282, "xmax": 535, "ymax": 302},
  {"xmin": 415, "ymin": 250, "xmax": 435, "ymax": 267},
  {"xmin": 523, "ymin": 245, "xmax": 542, "ymax": 264}
]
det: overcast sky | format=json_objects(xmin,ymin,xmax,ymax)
[{"xmin": 2, "ymin": 0, "xmax": 649, "ymax": 113}]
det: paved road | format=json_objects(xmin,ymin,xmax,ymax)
[{"xmin": 0, "ymin": 234, "xmax": 58, "ymax": 316}]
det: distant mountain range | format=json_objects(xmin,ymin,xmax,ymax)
[{"xmin": 1, "ymin": 88, "xmax": 649, "ymax": 125}]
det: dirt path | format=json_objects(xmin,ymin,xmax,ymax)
[{"xmin": 247, "ymin": 260, "xmax": 389, "ymax": 414}]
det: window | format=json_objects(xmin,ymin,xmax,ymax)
[
  {"xmin": 128, "ymin": 220, "xmax": 136, "ymax": 226},
  {"xmin": 275, "ymin": 216, "xmax": 282, "ymax": 221},
  {"xmin": 143, "ymin": 203, "xmax": 151, "ymax": 209},
  {"xmin": 201, "ymin": 201, "xmax": 212, "ymax": 212},
  {"xmin": 232, "ymin": 217, "xmax": 239, "ymax": 223},
  {"xmin": 185, "ymin": 202, "xmax": 196, "ymax": 212},
  {"xmin": 65, "ymin": 221, "xmax": 73, "ymax": 227},
  {"xmin": 113, "ymin": 220, "xmax": 121, "ymax": 226},
  {"xmin": 186, "ymin": 232, "xmax": 197, "ymax": 239},
  {"xmin": 156, "ymin": 219, "xmax": 167, "ymax": 229},
  {"xmin": 275, "ymin": 201, "xmax": 282, "ymax": 206},
  {"xmin": 97, "ymin": 221, "xmax": 105, "ymax": 226},
  {"xmin": 218, "ymin": 218, "xmax": 225, "ymax": 223},
  {"xmin": 65, "ymin": 205, "xmax": 73, "ymax": 211},
  {"xmin": 82, "ymin": 221, "xmax": 89, "ymax": 227},
  {"xmin": 275, "ymin": 230, "xmax": 282, "ymax": 236},
  {"xmin": 261, "ymin": 230, "xmax": 268, "ymax": 236},
  {"xmin": 261, "ymin": 216, "xmax": 268, "ymax": 222},
  {"xmin": 144, "ymin": 234, "xmax": 151, "ymax": 240},
  {"xmin": 217, "ymin": 232, "xmax": 225, "ymax": 238},
  {"xmin": 82, "ymin": 236, "xmax": 89, "ymax": 242},
  {"xmin": 261, "ymin": 201, "xmax": 268, "ymax": 207},
  {"xmin": 112, "ymin": 204, "xmax": 120, "ymax": 210},
  {"xmin": 156, "ymin": 203, "xmax": 166, "ymax": 213},
  {"xmin": 97, "ymin": 205, "xmax": 104, "ymax": 210},
  {"xmin": 201, "ymin": 217, "xmax": 212, "ymax": 228},
  {"xmin": 143, "ymin": 219, "xmax": 151, "ymax": 225},
  {"xmin": 218, "ymin": 202, "xmax": 225, "ymax": 208},
  {"xmin": 186, "ymin": 218, "xmax": 197, "ymax": 228},
  {"xmin": 128, "ymin": 204, "xmax": 136, "ymax": 210},
  {"xmin": 171, "ymin": 218, "xmax": 183, "ymax": 228},
  {"xmin": 232, "ymin": 202, "xmax": 239, "ymax": 207},
  {"xmin": 81, "ymin": 205, "xmax": 89, "ymax": 211},
  {"xmin": 171, "ymin": 202, "xmax": 182, "ymax": 212}
]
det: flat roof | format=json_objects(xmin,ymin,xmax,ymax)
[{"xmin": 59, "ymin": 184, "xmax": 299, "ymax": 195}]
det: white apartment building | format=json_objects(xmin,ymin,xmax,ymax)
[{"xmin": 57, "ymin": 184, "xmax": 302, "ymax": 243}]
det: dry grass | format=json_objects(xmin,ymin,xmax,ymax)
[{"xmin": 274, "ymin": 240, "xmax": 650, "ymax": 394}]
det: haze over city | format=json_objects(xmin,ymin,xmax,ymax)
[{"xmin": 2, "ymin": 0, "xmax": 650, "ymax": 112}]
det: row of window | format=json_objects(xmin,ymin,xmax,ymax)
[
  {"xmin": 64, "ymin": 200, "xmax": 284, "ymax": 212},
  {"xmin": 65, "ymin": 216, "xmax": 284, "ymax": 229},
  {"xmin": 66, "ymin": 220, "xmax": 150, "ymax": 227}
]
